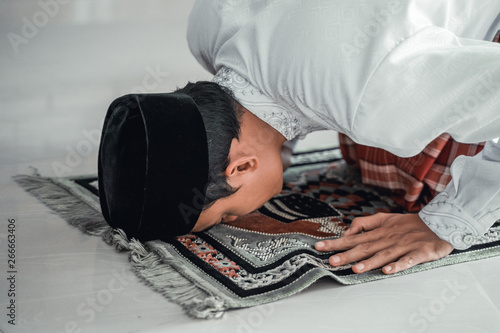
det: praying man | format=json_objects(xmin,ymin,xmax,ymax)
[{"xmin": 98, "ymin": 0, "xmax": 500, "ymax": 276}]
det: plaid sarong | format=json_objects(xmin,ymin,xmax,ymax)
[{"xmin": 339, "ymin": 134, "xmax": 484, "ymax": 212}]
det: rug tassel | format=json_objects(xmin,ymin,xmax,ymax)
[
  {"xmin": 104, "ymin": 224, "xmax": 227, "ymax": 319},
  {"xmin": 102, "ymin": 228, "xmax": 130, "ymax": 252},
  {"xmin": 13, "ymin": 175, "xmax": 109, "ymax": 236}
]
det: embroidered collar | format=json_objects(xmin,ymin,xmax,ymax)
[{"xmin": 213, "ymin": 67, "xmax": 301, "ymax": 140}]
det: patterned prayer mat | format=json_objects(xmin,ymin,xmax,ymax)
[
  {"xmin": 283, "ymin": 146, "xmax": 342, "ymax": 182},
  {"xmin": 14, "ymin": 164, "xmax": 500, "ymax": 319}
]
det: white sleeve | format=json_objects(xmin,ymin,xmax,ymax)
[
  {"xmin": 186, "ymin": 1, "xmax": 221, "ymax": 75},
  {"xmin": 419, "ymin": 139, "xmax": 500, "ymax": 250},
  {"xmin": 353, "ymin": 26, "xmax": 500, "ymax": 250}
]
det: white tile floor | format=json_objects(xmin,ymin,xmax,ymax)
[{"xmin": 0, "ymin": 1, "xmax": 499, "ymax": 332}]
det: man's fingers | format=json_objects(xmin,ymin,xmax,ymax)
[
  {"xmin": 330, "ymin": 240, "xmax": 454, "ymax": 274},
  {"xmin": 315, "ymin": 213, "xmax": 455, "ymax": 274},
  {"xmin": 329, "ymin": 243, "xmax": 433, "ymax": 274},
  {"xmin": 381, "ymin": 250, "xmax": 430, "ymax": 275},
  {"xmin": 343, "ymin": 213, "xmax": 387, "ymax": 236},
  {"xmin": 325, "ymin": 240, "xmax": 387, "ymax": 267},
  {"xmin": 382, "ymin": 242, "xmax": 454, "ymax": 275},
  {"xmin": 344, "ymin": 246, "xmax": 427, "ymax": 274},
  {"xmin": 347, "ymin": 245, "xmax": 408, "ymax": 273},
  {"xmin": 315, "ymin": 228, "xmax": 382, "ymax": 251},
  {"xmin": 317, "ymin": 213, "xmax": 389, "ymax": 251}
]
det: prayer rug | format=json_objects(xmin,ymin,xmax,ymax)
[
  {"xmin": 283, "ymin": 145, "xmax": 342, "ymax": 182},
  {"xmin": 14, "ymin": 165, "xmax": 500, "ymax": 319}
]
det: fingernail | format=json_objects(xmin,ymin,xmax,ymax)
[
  {"xmin": 355, "ymin": 263, "xmax": 365, "ymax": 271},
  {"xmin": 330, "ymin": 255, "xmax": 340, "ymax": 264},
  {"xmin": 385, "ymin": 265, "xmax": 392, "ymax": 272},
  {"xmin": 316, "ymin": 242, "xmax": 324, "ymax": 248}
]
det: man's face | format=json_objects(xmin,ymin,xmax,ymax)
[
  {"xmin": 192, "ymin": 103, "xmax": 287, "ymax": 232},
  {"xmin": 192, "ymin": 160, "xmax": 284, "ymax": 232}
]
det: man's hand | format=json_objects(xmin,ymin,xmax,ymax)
[{"xmin": 314, "ymin": 213, "xmax": 453, "ymax": 274}]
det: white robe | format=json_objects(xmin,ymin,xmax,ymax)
[{"xmin": 187, "ymin": 0, "xmax": 500, "ymax": 250}]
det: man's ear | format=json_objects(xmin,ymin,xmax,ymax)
[{"xmin": 226, "ymin": 156, "xmax": 259, "ymax": 178}]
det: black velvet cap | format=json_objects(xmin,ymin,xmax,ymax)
[{"xmin": 98, "ymin": 93, "xmax": 209, "ymax": 241}]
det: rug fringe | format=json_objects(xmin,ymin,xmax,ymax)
[
  {"xmin": 13, "ymin": 175, "xmax": 109, "ymax": 236},
  {"xmin": 14, "ymin": 174, "xmax": 227, "ymax": 319},
  {"xmin": 107, "ymin": 231, "xmax": 227, "ymax": 319},
  {"xmin": 103, "ymin": 228, "xmax": 131, "ymax": 252}
]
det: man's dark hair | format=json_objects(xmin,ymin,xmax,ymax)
[{"xmin": 176, "ymin": 81, "xmax": 242, "ymax": 209}]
